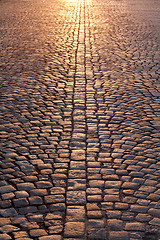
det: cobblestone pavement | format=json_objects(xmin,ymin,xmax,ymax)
[{"xmin": 0, "ymin": 0, "xmax": 160, "ymax": 239}]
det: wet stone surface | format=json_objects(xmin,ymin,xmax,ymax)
[{"xmin": 0, "ymin": 0, "xmax": 160, "ymax": 239}]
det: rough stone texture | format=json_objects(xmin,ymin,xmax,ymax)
[
  {"xmin": 0, "ymin": 234, "xmax": 12, "ymax": 240},
  {"xmin": 109, "ymin": 231, "xmax": 129, "ymax": 240},
  {"xmin": 87, "ymin": 228, "xmax": 107, "ymax": 239},
  {"xmin": 39, "ymin": 236, "xmax": 62, "ymax": 240},
  {"xmin": 107, "ymin": 219, "xmax": 123, "ymax": 231},
  {"xmin": 29, "ymin": 229, "xmax": 47, "ymax": 237},
  {"xmin": 0, "ymin": 0, "xmax": 160, "ymax": 239},
  {"xmin": 1, "ymin": 224, "xmax": 20, "ymax": 233},
  {"xmin": 66, "ymin": 206, "xmax": 85, "ymax": 222},
  {"xmin": 66, "ymin": 191, "xmax": 86, "ymax": 205},
  {"xmin": 64, "ymin": 222, "xmax": 85, "ymax": 237},
  {"xmin": 125, "ymin": 222, "xmax": 146, "ymax": 231}
]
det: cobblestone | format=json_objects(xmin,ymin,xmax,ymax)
[
  {"xmin": 0, "ymin": 0, "xmax": 160, "ymax": 239},
  {"xmin": 108, "ymin": 231, "xmax": 129, "ymax": 240},
  {"xmin": 108, "ymin": 219, "xmax": 123, "ymax": 231},
  {"xmin": 29, "ymin": 229, "xmax": 47, "ymax": 238},
  {"xmin": 66, "ymin": 206, "xmax": 85, "ymax": 222},
  {"xmin": 64, "ymin": 222, "xmax": 85, "ymax": 237},
  {"xmin": 0, "ymin": 234, "xmax": 12, "ymax": 240},
  {"xmin": 125, "ymin": 222, "xmax": 146, "ymax": 231},
  {"xmin": 66, "ymin": 191, "xmax": 86, "ymax": 205}
]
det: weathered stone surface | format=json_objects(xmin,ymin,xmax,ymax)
[
  {"xmin": 13, "ymin": 198, "xmax": 29, "ymax": 207},
  {"xmin": 15, "ymin": 191, "xmax": 29, "ymax": 198},
  {"xmin": 115, "ymin": 203, "xmax": 129, "ymax": 210},
  {"xmin": 71, "ymin": 150, "xmax": 85, "ymax": 161},
  {"xmin": 64, "ymin": 222, "xmax": 85, "ymax": 237},
  {"xmin": 136, "ymin": 213, "xmax": 152, "ymax": 222},
  {"xmin": 87, "ymin": 228, "xmax": 107, "ymax": 239},
  {"xmin": 0, "ymin": 185, "xmax": 16, "ymax": 194},
  {"xmin": 0, "ymin": 218, "xmax": 11, "ymax": 227},
  {"xmin": 108, "ymin": 219, "xmax": 123, "ymax": 231},
  {"xmin": 44, "ymin": 195, "xmax": 65, "ymax": 204},
  {"xmin": 121, "ymin": 182, "xmax": 139, "ymax": 190},
  {"xmin": 0, "ymin": 234, "xmax": 12, "ymax": 240},
  {"xmin": 87, "ymin": 210, "xmax": 103, "ymax": 219},
  {"xmin": 88, "ymin": 219, "xmax": 105, "ymax": 228},
  {"xmin": 39, "ymin": 236, "xmax": 62, "ymax": 240},
  {"xmin": 48, "ymin": 223, "xmax": 63, "ymax": 234},
  {"xmin": 108, "ymin": 231, "xmax": 129, "ymax": 240},
  {"xmin": 125, "ymin": 222, "xmax": 146, "ymax": 231},
  {"xmin": 27, "ymin": 213, "xmax": 44, "ymax": 222},
  {"xmin": 28, "ymin": 196, "xmax": 43, "ymax": 205},
  {"xmin": 149, "ymin": 218, "xmax": 160, "ymax": 226},
  {"xmin": 130, "ymin": 205, "xmax": 149, "ymax": 213},
  {"xmin": 12, "ymin": 231, "xmax": 29, "ymax": 238},
  {"xmin": 67, "ymin": 179, "xmax": 86, "ymax": 190},
  {"xmin": 66, "ymin": 206, "xmax": 85, "ymax": 222},
  {"xmin": 106, "ymin": 210, "xmax": 121, "ymax": 219},
  {"xmin": 89, "ymin": 180, "xmax": 104, "ymax": 188},
  {"xmin": 0, "ymin": 208, "xmax": 18, "ymax": 217},
  {"xmin": 29, "ymin": 189, "xmax": 48, "ymax": 196},
  {"xmin": 17, "ymin": 183, "xmax": 35, "ymax": 191},
  {"xmin": 148, "ymin": 208, "xmax": 160, "ymax": 218},
  {"xmin": 29, "ymin": 229, "xmax": 47, "ymax": 237},
  {"xmin": 1, "ymin": 224, "xmax": 20, "ymax": 233},
  {"xmin": 66, "ymin": 191, "xmax": 86, "ymax": 205},
  {"xmin": 35, "ymin": 181, "xmax": 53, "ymax": 189},
  {"xmin": 19, "ymin": 222, "xmax": 39, "ymax": 230},
  {"xmin": 105, "ymin": 181, "xmax": 122, "ymax": 189}
]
